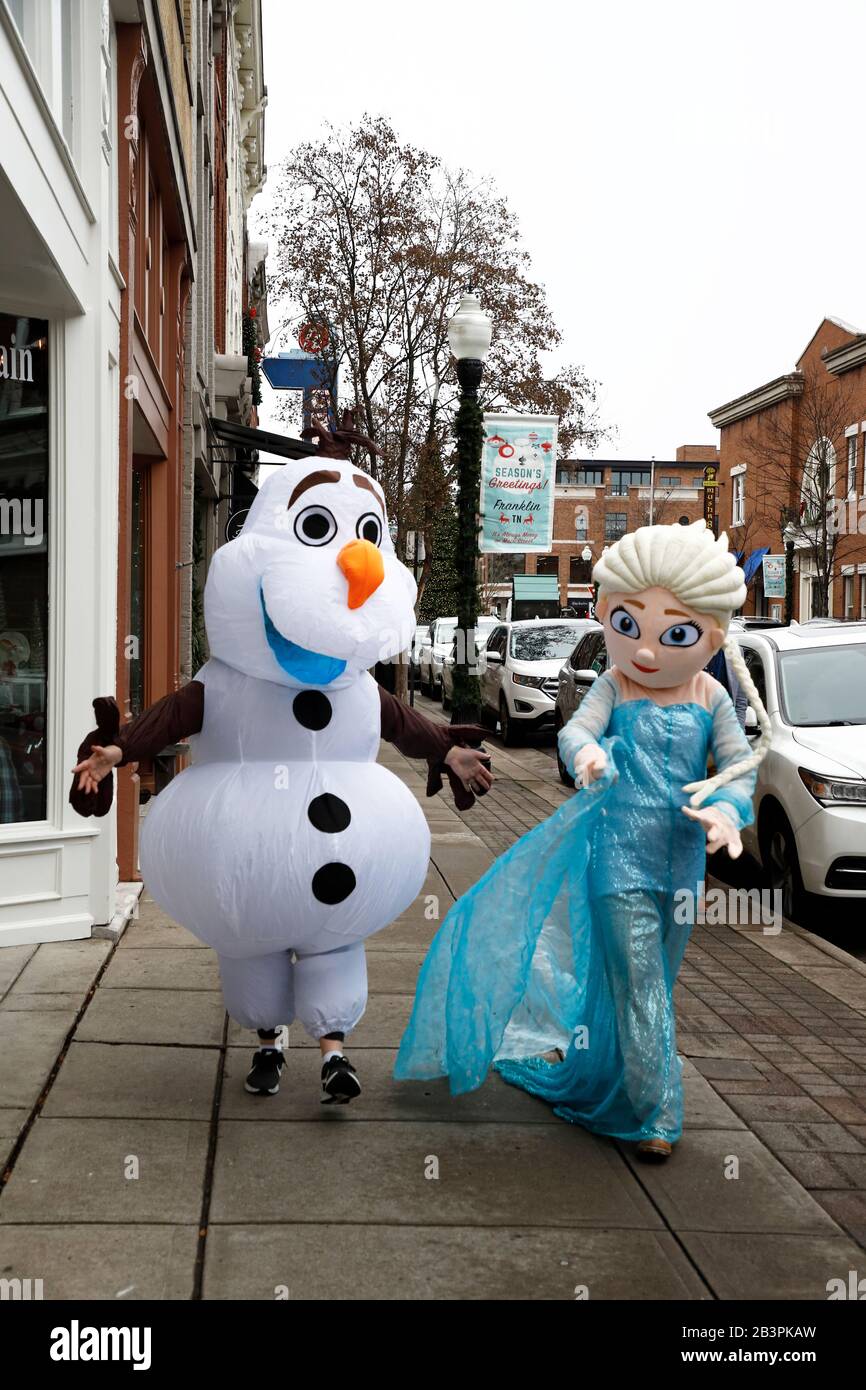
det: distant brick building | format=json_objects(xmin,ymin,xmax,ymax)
[
  {"xmin": 481, "ymin": 446, "xmax": 713, "ymax": 615},
  {"xmin": 709, "ymin": 317, "xmax": 866, "ymax": 621}
]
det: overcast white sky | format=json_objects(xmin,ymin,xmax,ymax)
[{"xmin": 252, "ymin": 0, "xmax": 866, "ymax": 462}]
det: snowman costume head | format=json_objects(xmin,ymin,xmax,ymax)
[{"xmin": 205, "ymin": 460, "xmax": 416, "ymax": 688}]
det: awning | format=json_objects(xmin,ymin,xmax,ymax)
[
  {"xmin": 513, "ymin": 575, "xmax": 560, "ymax": 600},
  {"xmin": 208, "ymin": 416, "xmax": 318, "ymax": 461},
  {"xmin": 742, "ymin": 546, "xmax": 770, "ymax": 584}
]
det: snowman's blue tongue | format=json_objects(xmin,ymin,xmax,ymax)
[{"xmin": 260, "ymin": 589, "xmax": 347, "ymax": 685}]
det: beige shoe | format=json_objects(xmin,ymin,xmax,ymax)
[{"xmin": 635, "ymin": 1138, "xmax": 673, "ymax": 1163}]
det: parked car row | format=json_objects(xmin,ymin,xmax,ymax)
[
  {"xmin": 552, "ymin": 618, "xmax": 866, "ymax": 917},
  {"xmin": 414, "ymin": 612, "xmax": 866, "ymax": 914}
]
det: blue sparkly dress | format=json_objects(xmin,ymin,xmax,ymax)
[{"xmin": 394, "ymin": 671, "xmax": 756, "ymax": 1143}]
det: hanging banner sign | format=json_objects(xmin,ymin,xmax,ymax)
[
  {"xmin": 480, "ymin": 412, "xmax": 558, "ymax": 553},
  {"xmin": 762, "ymin": 554, "xmax": 786, "ymax": 598}
]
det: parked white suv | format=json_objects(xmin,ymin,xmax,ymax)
[
  {"xmin": 480, "ymin": 619, "xmax": 597, "ymax": 745},
  {"xmin": 733, "ymin": 621, "xmax": 866, "ymax": 919},
  {"xmin": 418, "ymin": 617, "xmax": 457, "ymax": 700},
  {"xmin": 440, "ymin": 616, "xmax": 500, "ymax": 710}
]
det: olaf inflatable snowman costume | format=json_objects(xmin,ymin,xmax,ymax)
[{"xmin": 71, "ymin": 421, "xmax": 491, "ymax": 1102}]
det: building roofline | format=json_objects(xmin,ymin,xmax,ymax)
[
  {"xmin": 558, "ymin": 458, "xmax": 707, "ymax": 468},
  {"xmin": 708, "ymin": 373, "xmax": 803, "ymax": 429},
  {"xmin": 796, "ymin": 315, "xmax": 861, "ymax": 365},
  {"xmin": 823, "ymin": 333, "xmax": 866, "ymax": 377}
]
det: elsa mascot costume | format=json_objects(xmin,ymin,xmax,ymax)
[{"xmin": 395, "ymin": 521, "xmax": 772, "ymax": 1159}]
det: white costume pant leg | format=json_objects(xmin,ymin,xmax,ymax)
[
  {"xmin": 217, "ymin": 941, "xmax": 368, "ymax": 1040},
  {"xmin": 218, "ymin": 949, "xmax": 295, "ymax": 1032},
  {"xmin": 293, "ymin": 941, "xmax": 368, "ymax": 1040}
]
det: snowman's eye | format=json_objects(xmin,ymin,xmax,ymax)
[
  {"xmin": 356, "ymin": 512, "xmax": 383, "ymax": 546},
  {"xmin": 294, "ymin": 505, "xmax": 337, "ymax": 546}
]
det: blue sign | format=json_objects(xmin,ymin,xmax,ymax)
[{"xmin": 261, "ymin": 350, "xmax": 332, "ymax": 391}]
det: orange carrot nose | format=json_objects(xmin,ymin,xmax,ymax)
[{"xmin": 337, "ymin": 538, "xmax": 385, "ymax": 609}]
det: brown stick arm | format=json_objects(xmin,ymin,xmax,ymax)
[
  {"xmin": 69, "ymin": 682, "xmax": 205, "ymax": 819},
  {"xmin": 377, "ymin": 686, "xmax": 488, "ymax": 811}
]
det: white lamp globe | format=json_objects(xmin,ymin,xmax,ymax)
[{"xmin": 447, "ymin": 292, "xmax": 493, "ymax": 362}]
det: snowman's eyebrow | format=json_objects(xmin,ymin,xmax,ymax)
[
  {"xmin": 353, "ymin": 474, "xmax": 385, "ymax": 513},
  {"xmin": 287, "ymin": 470, "xmax": 340, "ymax": 509}
]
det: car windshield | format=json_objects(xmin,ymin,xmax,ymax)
[
  {"xmin": 436, "ymin": 621, "xmax": 457, "ymax": 641},
  {"xmin": 510, "ymin": 626, "xmax": 584, "ymax": 662},
  {"xmin": 777, "ymin": 644, "xmax": 866, "ymax": 726}
]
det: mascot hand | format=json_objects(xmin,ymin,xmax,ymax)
[
  {"xmin": 72, "ymin": 744, "xmax": 123, "ymax": 797},
  {"xmin": 682, "ymin": 803, "xmax": 743, "ymax": 859},
  {"xmin": 573, "ymin": 742, "xmax": 608, "ymax": 788},
  {"xmin": 444, "ymin": 745, "xmax": 494, "ymax": 796}
]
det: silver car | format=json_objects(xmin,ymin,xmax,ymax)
[{"xmin": 554, "ymin": 623, "xmax": 606, "ymax": 784}]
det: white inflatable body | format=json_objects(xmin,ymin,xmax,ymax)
[{"xmin": 139, "ymin": 458, "xmax": 430, "ymax": 963}]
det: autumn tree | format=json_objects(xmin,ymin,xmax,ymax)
[{"xmin": 263, "ymin": 115, "xmax": 606, "ymax": 614}]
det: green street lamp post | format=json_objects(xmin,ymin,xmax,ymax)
[{"xmin": 447, "ymin": 291, "xmax": 493, "ymax": 724}]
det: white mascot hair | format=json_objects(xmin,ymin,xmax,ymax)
[{"xmin": 593, "ymin": 519, "xmax": 771, "ymax": 807}]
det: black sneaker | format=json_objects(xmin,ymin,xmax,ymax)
[
  {"xmin": 321, "ymin": 1053, "xmax": 361, "ymax": 1105},
  {"xmin": 244, "ymin": 1048, "xmax": 284, "ymax": 1096}
]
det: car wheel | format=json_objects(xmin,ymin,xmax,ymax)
[
  {"xmin": 554, "ymin": 717, "xmax": 574, "ymax": 788},
  {"xmin": 761, "ymin": 811, "xmax": 806, "ymax": 923},
  {"xmin": 499, "ymin": 696, "xmax": 520, "ymax": 747}
]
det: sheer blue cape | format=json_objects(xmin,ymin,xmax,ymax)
[{"xmin": 394, "ymin": 737, "xmax": 624, "ymax": 1097}]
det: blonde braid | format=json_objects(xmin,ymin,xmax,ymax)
[{"xmin": 685, "ymin": 636, "xmax": 772, "ymax": 807}]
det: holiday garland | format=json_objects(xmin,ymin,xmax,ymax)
[{"xmin": 243, "ymin": 309, "xmax": 263, "ymax": 408}]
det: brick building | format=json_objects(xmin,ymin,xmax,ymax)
[
  {"xmin": 481, "ymin": 445, "xmax": 714, "ymax": 615},
  {"xmin": 709, "ymin": 317, "xmax": 866, "ymax": 621}
]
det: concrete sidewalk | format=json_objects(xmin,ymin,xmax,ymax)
[{"xmin": 1, "ymin": 730, "xmax": 865, "ymax": 1300}]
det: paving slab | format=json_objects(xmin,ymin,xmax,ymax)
[
  {"xmin": 0, "ymin": 944, "xmax": 37, "ymax": 998},
  {"xmin": 682, "ymin": 1069, "xmax": 748, "ymax": 1131},
  {"xmin": 74, "ymin": 987, "xmax": 226, "ymax": 1046},
  {"xmin": 42, "ymin": 1042, "xmax": 219, "ymax": 1121},
  {"xmin": 750, "ymin": 1121, "xmax": 864, "ymax": 1154},
  {"xmin": 366, "ymin": 917, "xmax": 442, "ymax": 952},
  {"xmin": 101, "ymin": 947, "xmax": 220, "ymax": 991},
  {"xmin": 0, "ymin": 1107, "xmax": 28, "ymax": 1169},
  {"xmin": 0, "ymin": 991, "xmax": 86, "ymax": 1013},
  {"xmin": 9, "ymin": 939, "xmax": 112, "ymax": 995},
  {"xmin": 0, "ymin": 1009, "xmax": 78, "ymax": 1110},
  {"xmin": 220, "ymin": 1048, "xmax": 560, "ymax": 1124},
  {"xmin": 118, "ymin": 917, "xmax": 207, "ymax": 950},
  {"xmin": 678, "ymin": 1231, "xmax": 866, "ymax": 1301},
  {"xmin": 0, "ymin": 1117, "xmax": 209, "ymax": 1224},
  {"xmin": 364, "ymin": 950, "xmax": 425, "ymax": 994},
  {"xmin": 620, "ymin": 1130, "xmax": 840, "ymax": 1234},
  {"xmin": 210, "ymin": 1119, "xmax": 661, "ymax": 1229},
  {"xmin": 0, "ymin": 1224, "xmax": 198, "ymax": 1300},
  {"xmin": 792, "ymin": 967, "xmax": 866, "ymax": 1012},
  {"xmin": 203, "ymin": 1223, "xmax": 710, "ymax": 1301},
  {"xmin": 429, "ymin": 842, "xmax": 496, "ymax": 899}
]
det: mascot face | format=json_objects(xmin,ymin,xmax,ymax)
[{"xmin": 204, "ymin": 462, "xmax": 416, "ymax": 686}]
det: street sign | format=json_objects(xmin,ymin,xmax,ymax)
[
  {"xmin": 298, "ymin": 321, "xmax": 330, "ymax": 355},
  {"xmin": 480, "ymin": 412, "xmax": 558, "ymax": 554},
  {"xmin": 260, "ymin": 350, "xmax": 331, "ymax": 392},
  {"xmin": 762, "ymin": 554, "xmax": 786, "ymax": 598},
  {"xmin": 702, "ymin": 464, "xmax": 719, "ymax": 534}
]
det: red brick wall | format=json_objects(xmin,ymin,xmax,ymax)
[{"xmin": 715, "ymin": 320, "xmax": 866, "ymax": 618}]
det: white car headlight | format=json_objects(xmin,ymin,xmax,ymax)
[
  {"xmin": 798, "ymin": 767, "xmax": 866, "ymax": 806},
  {"xmin": 512, "ymin": 672, "xmax": 545, "ymax": 688}
]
